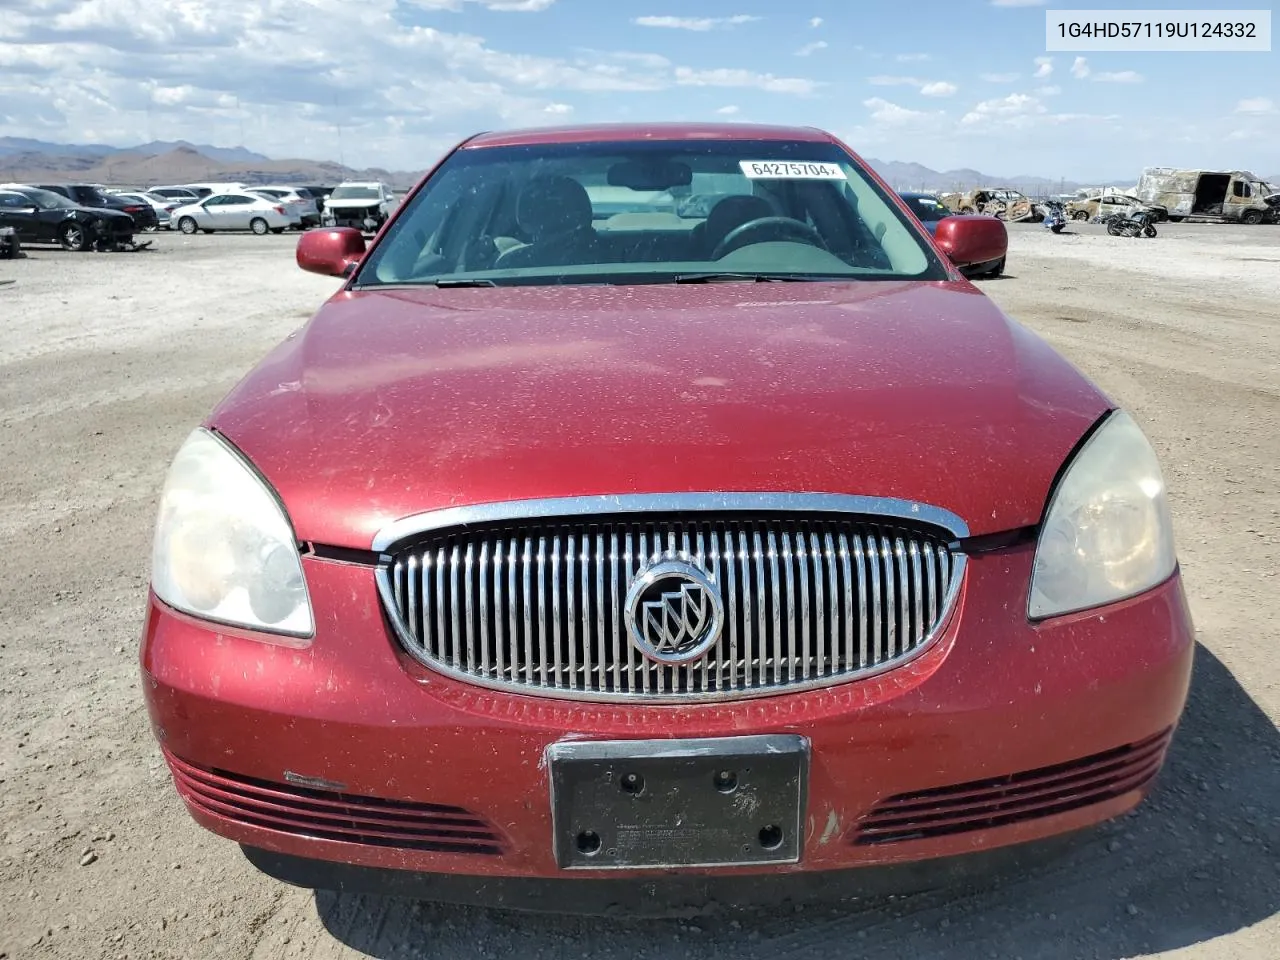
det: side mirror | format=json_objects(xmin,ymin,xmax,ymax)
[
  {"xmin": 297, "ymin": 227, "xmax": 367, "ymax": 278},
  {"xmin": 933, "ymin": 215, "xmax": 1008, "ymax": 269}
]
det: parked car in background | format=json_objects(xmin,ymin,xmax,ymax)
[
  {"xmin": 321, "ymin": 180, "xmax": 396, "ymax": 232},
  {"xmin": 0, "ymin": 184, "xmax": 135, "ymax": 250},
  {"xmin": 150, "ymin": 186, "xmax": 202, "ymax": 204},
  {"xmin": 141, "ymin": 123, "xmax": 1191, "ymax": 915},
  {"xmin": 170, "ymin": 192, "xmax": 294, "ymax": 235},
  {"xmin": 246, "ymin": 186, "xmax": 319, "ymax": 227},
  {"xmin": 36, "ymin": 183, "xmax": 160, "ymax": 232},
  {"xmin": 110, "ymin": 191, "xmax": 174, "ymax": 230},
  {"xmin": 899, "ymin": 191, "xmax": 1006, "ymax": 278},
  {"xmin": 177, "ymin": 182, "xmax": 248, "ymax": 199}
]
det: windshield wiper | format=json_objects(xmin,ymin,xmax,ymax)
[
  {"xmin": 672, "ymin": 272, "xmax": 833, "ymax": 284},
  {"xmin": 431, "ymin": 277, "xmax": 496, "ymax": 287}
]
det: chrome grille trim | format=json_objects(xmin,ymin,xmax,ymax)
[{"xmin": 374, "ymin": 494, "xmax": 967, "ymax": 704}]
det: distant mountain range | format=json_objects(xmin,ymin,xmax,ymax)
[
  {"xmin": 0, "ymin": 136, "xmax": 272, "ymax": 164},
  {"xmin": 0, "ymin": 139, "xmax": 421, "ymax": 190},
  {"xmin": 864, "ymin": 158, "xmax": 1127, "ymax": 195},
  {"xmin": 2, "ymin": 136, "xmax": 1263, "ymax": 195}
]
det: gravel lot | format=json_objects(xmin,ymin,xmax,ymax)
[{"xmin": 1, "ymin": 223, "xmax": 1277, "ymax": 959}]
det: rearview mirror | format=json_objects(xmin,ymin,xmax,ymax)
[
  {"xmin": 297, "ymin": 227, "xmax": 366, "ymax": 278},
  {"xmin": 933, "ymin": 215, "xmax": 1007, "ymax": 270},
  {"xmin": 608, "ymin": 159, "xmax": 693, "ymax": 191}
]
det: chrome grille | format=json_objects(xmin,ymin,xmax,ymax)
[{"xmin": 377, "ymin": 497, "xmax": 965, "ymax": 703}]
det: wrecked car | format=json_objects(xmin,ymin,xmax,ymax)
[
  {"xmin": 140, "ymin": 122, "xmax": 1191, "ymax": 916},
  {"xmin": 0, "ymin": 185, "xmax": 136, "ymax": 250},
  {"xmin": 321, "ymin": 180, "xmax": 398, "ymax": 232},
  {"xmin": 942, "ymin": 188, "xmax": 1038, "ymax": 222},
  {"xmin": 1136, "ymin": 167, "xmax": 1278, "ymax": 224},
  {"xmin": 1066, "ymin": 193, "xmax": 1168, "ymax": 223}
]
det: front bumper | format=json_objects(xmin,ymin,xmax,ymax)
[
  {"xmin": 140, "ymin": 541, "xmax": 1194, "ymax": 891},
  {"xmin": 322, "ymin": 206, "xmax": 382, "ymax": 230}
]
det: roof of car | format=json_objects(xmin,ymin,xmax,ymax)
[{"xmin": 463, "ymin": 122, "xmax": 836, "ymax": 149}]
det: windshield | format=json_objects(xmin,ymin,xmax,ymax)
[
  {"xmin": 356, "ymin": 139, "xmax": 942, "ymax": 288},
  {"xmin": 331, "ymin": 185, "xmax": 381, "ymax": 200},
  {"xmin": 18, "ymin": 188, "xmax": 76, "ymax": 210},
  {"xmin": 901, "ymin": 194, "xmax": 949, "ymax": 222}
]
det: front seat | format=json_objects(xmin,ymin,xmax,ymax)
[
  {"xmin": 698, "ymin": 194, "xmax": 776, "ymax": 258},
  {"xmin": 495, "ymin": 176, "xmax": 598, "ymax": 269}
]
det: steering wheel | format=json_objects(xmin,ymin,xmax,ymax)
[{"xmin": 710, "ymin": 216, "xmax": 827, "ymax": 260}]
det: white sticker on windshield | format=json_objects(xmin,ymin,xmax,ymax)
[{"xmin": 739, "ymin": 160, "xmax": 846, "ymax": 180}]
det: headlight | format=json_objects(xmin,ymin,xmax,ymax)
[
  {"xmin": 151, "ymin": 428, "xmax": 314, "ymax": 638},
  {"xmin": 1028, "ymin": 410, "xmax": 1177, "ymax": 620}
]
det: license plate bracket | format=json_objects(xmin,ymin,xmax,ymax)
[{"xmin": 547, "ymin": 734, "xmax": 809, "ymax": 870}]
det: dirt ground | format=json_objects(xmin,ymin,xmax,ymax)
[{"xmin": 1, "ymin": 223, "xmax": 1277, "ymax": 960}]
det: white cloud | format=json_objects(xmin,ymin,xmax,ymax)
[
  {"xmin": 633, "ymin": 14, "xmax": 760, "ymax": 31},
  {"xmin": 920, "ymin": 81, "xmax": 957, "ymax": 97},
  {"xmin": 809, "ymin": 17, "xmax": 823, "ymax": 27},
  {"xmin": 960, "ymin": 92, "xmax": 1120, "ymax": 129},
  {"xmin": 1070, "ymin": 56, "xmax": 1090, "ymax": 78},
  {"xmin": 543, "ymin": 102, "xmax": 572, "ymax": 114},
  {"xmin": 1094, "ymin": 70, "xmax": 1143, "ymax": 83},
  {"xmin": 675, "ymin": 67, "xmax": 819, "ymax": 95},
  {"xmin": 961, "ymin": 93, "xmax": 1045, "ymax": 125},
  {"xmin": 1236, "ymin": 97, "xmax": 1276, "ymax": 115},
  {"xmin": 870, "ymin": 75, "xmax": 957, "ymax": 97},
  {"xmin": 896, "ymin": 53, "xmax": 930, "ymax": 62},
  {"xmin": 863, "ymin": 97, "xmax": 941, "ymax": 126},
  {"xmin": 716, "ymin": 105, "xmax": 740, "ymax": 115},
  {"xmin": 795, "ymin": 41, "xmax": 827, "ymax": 56},
  {"xmin": 1033, "ymin": 56, "xmax": 1053, "ymax": 78},
  {"xmin": 980, "ymin": 72, "xmax": 1019, "ymax": 82}
]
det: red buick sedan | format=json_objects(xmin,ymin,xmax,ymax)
[{"xmin": 140, "ymin": 123, "xmax": 1193, "ymax": 913}]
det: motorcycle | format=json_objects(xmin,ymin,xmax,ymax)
[
  {"xmin": 1041, "ymin": 200, "xmax": 1068, "ymax": 234},
  {"xmin": 1099, "ymin": 206, "xmax": 1158, "ymax": 238}
]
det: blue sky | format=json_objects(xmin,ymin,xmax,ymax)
[{"xmin": 1, "ymin": 0, "xmax": 1275, "ymax": 179}]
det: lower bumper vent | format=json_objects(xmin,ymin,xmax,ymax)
[
  {"xmin": 852, "ymin": 729, "xmax": 1172, "ymax": 846},
  {"xmin": 167, "ymin": 752, "xmax": 504, "ymax": 855}
]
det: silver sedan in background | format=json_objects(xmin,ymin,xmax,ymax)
[{"xmin": 169, "ymin": 192, "xmax": 296, "ymax": 235}]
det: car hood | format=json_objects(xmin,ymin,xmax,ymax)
[
  {"xmin": 209, "ymin": 281, "xmax": 1111, "ymax": 549},
  {"xmin": 325, "ymin": 198, "xmax": 382, "ymax": 208}
]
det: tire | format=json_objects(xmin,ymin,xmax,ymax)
[
  {"xmin": 1143, "ymin": 225, "xmax": 1157, "ymax": 238},
  {"xmin": 1051, "ymin": 223, "xmax": 1065, "ymax": 234},
  {"xmin": 1240, "ymin": 209, "xmax": 1264, "ymax": 225},
  {"xmin": 1073, "ymin": 211, "xmax": 1089, "ymax": 221},
  {"xmin": 1106, "ymin": 219, "xmax": 1123, "ymax": 236},
  {"xmin": 250, "ymin": 218, "xmax": 269, "ymax": 235},
  {"xmin": 178, "ymin": 217, "xmax": 198, "ymax": 235},
  {"xmin": 58, "ymin": 220, "xmax": 90, "ymax": 251},
  {"xmin": 1168, "ymin": 216, "xmax": 1184, "ymax": 223},
  {"xmin": 985, "ymin": 256, "xmax": 1006, "ymax": 278},
  {"xmin": 270, "ymin": 228, "xmax": 285, "ymax": 234}
]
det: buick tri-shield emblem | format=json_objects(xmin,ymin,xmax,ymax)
[{"xmin": 624, "ymin": 558, "xmax": 725, "ymax": 665}]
